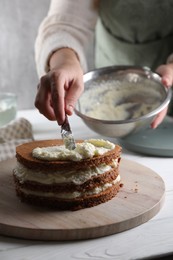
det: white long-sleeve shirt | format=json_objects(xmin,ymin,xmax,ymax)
[{"xmin": 35, "ymin": 0, "xmax": 98, "ymax": 77}]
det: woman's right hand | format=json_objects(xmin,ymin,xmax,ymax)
[
  {"xmin": 35, "ymin": 48, "xmax": 84, "ymax": 125},
  {"xmin": 151, "ymin": 63, "xmax": 173, "ymax": 128}
]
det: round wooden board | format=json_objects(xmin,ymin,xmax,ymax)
[{"xmin": 0, "ymin": 158, "xmax": 165, "ymax": 241}]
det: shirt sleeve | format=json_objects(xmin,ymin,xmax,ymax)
[{"xmin": 34, "ymin": 0, "xmax": 98, "ymax": 77}]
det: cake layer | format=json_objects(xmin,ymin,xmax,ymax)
[
  {"xmin": 13, "ymin": 159, "xmax": 119, "ymax": 185},
  {"xmin": 14, "ymin": 139, "xmax": 122, "ymax": 210},
  {"xmin": 16, "ymin": 140, "xmax": 122, "ymax": 171},
  {"xmin": 14, "ymin": 181, "xmax": 121, "ymax": 210},
  {"xmin": 13, "ymin": 167, "xmax": 120, "ymax": 192}
]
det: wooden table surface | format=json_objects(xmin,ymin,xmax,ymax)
[{"xmin": 0, "ymin": 109, "xmax": 173, "ymax": 260}]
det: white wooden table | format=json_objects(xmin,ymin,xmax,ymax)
[{"xmin": 0, "ymin": 109, "xmax": 173, "ymax": 260}]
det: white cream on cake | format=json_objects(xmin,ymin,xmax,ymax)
[
  {"xmin": 13, "ymin": 139, "xmax": 121, "ymax": 201},
  {"xmin": 19, "ymin": 176, "xmax": 121, "ymax": 199},
  {"xmin": 13, "ymin": 159, "xmax": 118, "ymax": 185},
  {"xmin": 32, "ymin": 139, "xmax": 115, "ymax": 161}
]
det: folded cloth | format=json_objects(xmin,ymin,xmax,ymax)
[{"xmin": 0, "ymin": 117, "xmax": 34, "ymax": 161}]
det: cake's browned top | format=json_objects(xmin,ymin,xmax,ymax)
[{"xmin": 16, "ymin": 139, "xmax": 122, "ymax": 170}]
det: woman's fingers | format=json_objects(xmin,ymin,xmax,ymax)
[
  {"xmin": 151, "ymin": 64, "xmax": 173, "ymax": 128},
  {"xmin": 49, "ymin": 71, "xmax": 66, "ymax": 125},
  {"xmin": 65, "ymin": 78, "xmax": 84, "ymax": 116},
  {"xmin": 35, "ymin": 75, "xmax": 56, "ymax": 121},
  {"xmin": 156, "ymin": 64, "xmax": 173, "ymax": 87},
  {"xmin": 151, "ymin": 107, "xmax": 168, "ymax": 129}
]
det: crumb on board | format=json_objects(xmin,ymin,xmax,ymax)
[{"xmin": 130, "ymin": 187, "xmax": 139, "ymax": 193}]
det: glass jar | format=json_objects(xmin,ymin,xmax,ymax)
[{"xmin": 0, "ymin": 93, "xmax": 17, "ymax": 127}]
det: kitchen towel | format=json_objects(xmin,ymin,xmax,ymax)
[{"xmin": 0, "ymin": 117, "xmax": 34, "ymax": 161}]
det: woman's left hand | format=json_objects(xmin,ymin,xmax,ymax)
[{"xmin": 151, "ymin": 63, "xmax": 173, "ymax": 128}]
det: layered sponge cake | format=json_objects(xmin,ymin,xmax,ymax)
[{"xmin": 13, "ymin": 139, "xmax": 122, "ymax": 210}]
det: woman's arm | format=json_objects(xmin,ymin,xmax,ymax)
[
  {"xmin": 152, "ymin": 62, "xmax": 173, "ymax": 128},
  {"xmin": 34, "ymin": 0, "xmax": 98, "ymax": 124},
  {"xmin": 35, "ymin": 0, "xmax": 98, "ymax": 77}
]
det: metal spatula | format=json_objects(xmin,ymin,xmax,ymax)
[{"xmin": 61, "ymin": 115, "xmax": 76, "ymax": 150}]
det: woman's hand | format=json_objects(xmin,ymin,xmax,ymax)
[
  {"xmin": 151, "ymin": 63, "xmax": 173, "ymax": 128},
  {"xmin": 35, "ymin": 48, "xmax": 84, "ymax": 125}
]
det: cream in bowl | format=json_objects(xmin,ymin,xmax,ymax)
[{"xmin": 75, "ymin": 66, "xmax": 172, "ymax": 138}]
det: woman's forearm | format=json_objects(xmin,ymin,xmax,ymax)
[{"xmin": 35, "ymin": 0, "xmax": 98, "ymax": 77}]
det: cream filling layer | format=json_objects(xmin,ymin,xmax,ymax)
[
  {"xmin": 19, "ymin": 176, "xmax": 121, "ymax": 199},
  {"xmin": 14, "ymin": 160, "xmax": 118, "ymax": 185}
]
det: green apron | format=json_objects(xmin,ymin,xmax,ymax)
[
  {"xmin": 95, "ymin": 0, "xmax": 173, "ymax": 115},
  {"xmin": 96, "ymin": 0, "xmax": 173, "ymax": 70}
]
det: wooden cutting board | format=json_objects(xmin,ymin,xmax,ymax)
[{"xmin": 0, "ymin": 158, "xmax": 165, "ymax": 241}]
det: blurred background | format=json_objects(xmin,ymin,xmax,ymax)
[
  {"xmin": 0, "ymin": 0, "xmax": 50, "ymax": 109},
  {"xmin": 0, "ymin": 0, "xmax": 94, "ymax": 110}
]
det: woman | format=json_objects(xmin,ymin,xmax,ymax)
[{"xmin": 34, "ymin": 0, "xmax": 173, "ymax": 127}]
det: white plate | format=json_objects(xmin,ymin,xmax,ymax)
[{"xmin": 120, "ymin": 116, "xmax": 173, "ymax": 157}]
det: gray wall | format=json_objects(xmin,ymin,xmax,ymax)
[{"xmin": 0, "ymin": 0, "xmax": 50, "ymax": 109}]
